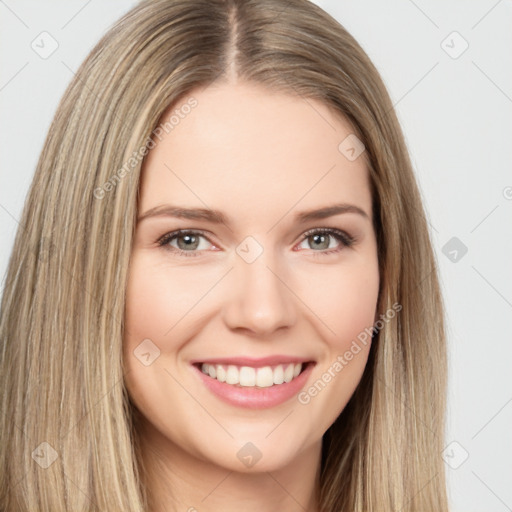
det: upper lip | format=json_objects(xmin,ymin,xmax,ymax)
[{"xmin": 191, "ymin": 355, "xmax": 314, "ymax": 368}]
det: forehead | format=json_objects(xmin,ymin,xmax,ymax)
[{"xmin": 139, "ymin": 81, "xmax": 372, "ymax": 225}]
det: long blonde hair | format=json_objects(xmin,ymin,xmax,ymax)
[{"xmin": 0, "ymin": 0, "xmax": 448, "ymax": 510}]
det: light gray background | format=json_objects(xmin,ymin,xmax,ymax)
[{"xmin": 1, "ymin": 1, "xmax": 511, "ymax": 511}]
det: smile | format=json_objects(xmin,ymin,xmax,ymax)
[
  {"xmin": 192, "ymin": 359, "xmax": 315, "ymax": 409},
  {"xmin": 200, "ymin": 362, "xmax": 304, "ymax": 388}
]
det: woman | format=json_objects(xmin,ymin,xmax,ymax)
[{"xmin": 0, "ymin": 0, "xmax": 448, "ymax": 510}]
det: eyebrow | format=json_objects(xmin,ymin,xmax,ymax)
[{"xmin": 137, "ymin": 203, "xmax": 370, "ymax": 225}]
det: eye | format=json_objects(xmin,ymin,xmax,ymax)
[
  {"xmin": 157, "ymin": 227, "xmax": 355, "ymax": 258},
  {"xmin": 157, "ymin": 230, "xmax": 214, "ymax": 257},
  {"xmin": 296, "ymin": 228, "xmax": 355, "ymax": 256}
]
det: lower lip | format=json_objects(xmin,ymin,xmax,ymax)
[{"xmin": 192, "ymin": 363, "xmax": 315, "ymax": 409}]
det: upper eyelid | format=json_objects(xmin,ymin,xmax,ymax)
[{"xmin": 157, "ymin": 229, "xmax": 212, "ymax": 245}]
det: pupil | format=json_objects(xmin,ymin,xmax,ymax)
[
  {"xmin": 311, "ymin": 234, "xmax": 328, "ymax": 250},
  {"xmin": 178, "ymin": 234, "xmax": 198, "ymax": 250}
]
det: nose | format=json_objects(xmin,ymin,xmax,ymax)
[{"xmin": 221, "ymin": 248, "xmax": 297, "ymax": 337}]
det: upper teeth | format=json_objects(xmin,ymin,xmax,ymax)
[{"xmin": 201, "ymin": 363, "xmax": 303, "ymax": 388}]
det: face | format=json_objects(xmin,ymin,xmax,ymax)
[{"xmin": 123, "ymin": 80, "xmax": 380, "ymax": 473}]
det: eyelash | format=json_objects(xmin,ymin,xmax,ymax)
[{"xmin": 156, "ymin": 228, "xmax": 355, "ymax": 258}]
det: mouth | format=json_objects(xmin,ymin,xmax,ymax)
[
  {"xmin": 190, "ymin": 358, "xmax": 316, "ymax": 409},
  {"xmin": 193, "ymin": 361, "xmax": 312, "ymax": 388}
]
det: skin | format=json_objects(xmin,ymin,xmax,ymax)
[{"xmin": 123, "ymin": 80, "xmax": 380, "ymax": 512}]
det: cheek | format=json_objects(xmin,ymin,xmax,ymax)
[
  {"xmin": 293, "ymin": 254, "xmax": 380, "ymax": 350},
  {"xmin": 124, "ymin": 254, "xmax": 215, "ymax": 349},
  {"xmin": 122, "ymin": 255, "xmax": 197, "ymax": 434},
  {"xmin": 122, "ymin": 256, "xmax": 181, "ymax": 398},
  {"xmin": 333, "ymin": 264, "xmax": 379, "ymax": 347},
  {"xmin": 122, "ymin": 253, "xmax": 229, "ymax": 413},
  {"xmin": 290, "ymin": 255, "xmax": 379, "ymax": 424},
  {"xmin": 124, "ymin": 267, "xmax": 170, "ymax": 345}
]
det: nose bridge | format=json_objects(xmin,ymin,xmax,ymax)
[{"xmin": 222, "ymin": 236, "xmax": 297, "ymax": 334}]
